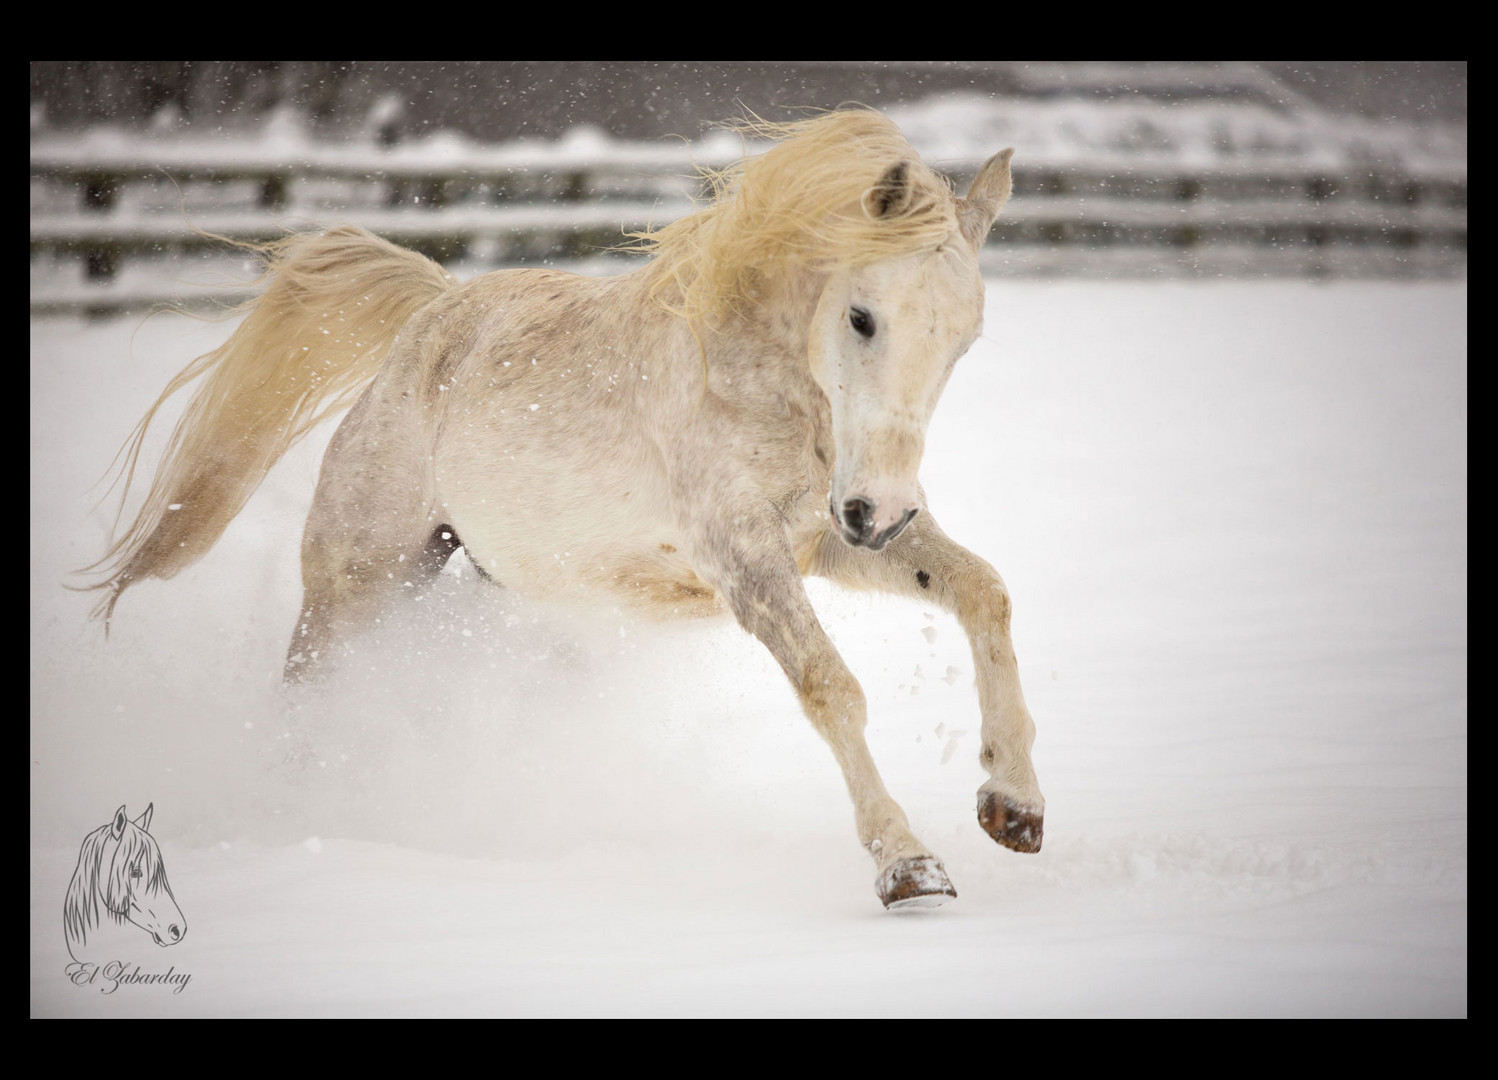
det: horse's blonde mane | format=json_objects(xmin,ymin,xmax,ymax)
[{"xmin": 633, "ymin": 109, "xmax": 957, "ymax": 325}]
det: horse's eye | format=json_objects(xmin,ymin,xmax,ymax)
[
  {"xmin": 849, "ymin": 307, "xmax": 875, "ymax": 339},
  {"xmin": 130, "ymin": 866, "xmax": 142, "ymax": 879}
]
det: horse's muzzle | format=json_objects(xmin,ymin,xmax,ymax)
[{"xmin": 834, "ymin": 497, "xmax": 918, "ymax": 552}]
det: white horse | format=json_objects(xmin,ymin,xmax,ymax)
[
  {"xmin": 64, "ymin": 804, "xmax": 186, "ymax": 963},
  {"xmin": 84, "ymin": 109, "xmax": 1044, "ymax": 908}
]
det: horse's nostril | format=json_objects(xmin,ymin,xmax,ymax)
[
  {"xmin": 842, "ymin": 496, "xmax": 874, "ymax": 536},
  {"xmin": 169, "ymin": 924, "xmax": 181, "ymax": 941}
]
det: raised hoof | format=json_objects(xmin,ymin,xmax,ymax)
[
  {"xmin": 979, "ymin": 791, "xmax": 1044, "ymax": 853},
  {"xmin": 876, "ymin": 856, "xmax": 957, "ymax": 910}
]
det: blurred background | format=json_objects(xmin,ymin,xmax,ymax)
[{"xmin": 30, "ymin": 61, "xmax": 1467, "ymax": 314}]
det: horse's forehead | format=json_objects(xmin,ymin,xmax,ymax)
[
  {"xmin": 114, "ymin": 822, "xmax": 159, "ymax": 863},
  {"xmin": 857, "ymin": 247, "xmax": 983, "ymax": 325}
]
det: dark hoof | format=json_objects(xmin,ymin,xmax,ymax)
[
  {"xmin": 876, "ymin": 856, "xmax": 957, "ymax": 910},
  {"xmin": 979, "ymin": 792, "xmax": 1043, "ymax": 852}
]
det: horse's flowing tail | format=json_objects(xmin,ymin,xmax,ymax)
[{"xmin": 79, "ymin": 225, "xmax": 455, "ymax": 624}]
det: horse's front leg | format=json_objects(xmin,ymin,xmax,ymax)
[
  {"xmin": 690, "ymin": 506, "xmax": 957, "ymax": 908},
  {"xmin": 810, "ymin": 512, "xmax": 1045, "ymax": 853}
]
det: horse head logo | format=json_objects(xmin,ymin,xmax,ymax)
[{"xmin": 64, "ymin": 804, "xmax": 185, "ymax": 964}]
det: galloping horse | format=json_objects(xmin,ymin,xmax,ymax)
[
  {"xmin": 84, "ymin": 110, "xmax": 1044, "ymax": 908},
  {"xmin": 64, "ymin": 805, "xmax": 185, "ymax": 963}
]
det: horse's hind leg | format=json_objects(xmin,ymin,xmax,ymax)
[{"xmin": 284, "ymin": 384, "xmax": 446, "ymax": 682}]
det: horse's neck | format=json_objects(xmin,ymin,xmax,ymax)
[
  {"xmin": 747, "ymin": 265, "xmax": 824, "ymax": 359},
  {"xmin": 702, "ymin": 266, "xmax": 826, "ymax": 406},
  {"xmin": 67, "ymin": 916, "xmax": 138, "ymax": 965},
  {"xmin": 64, "ymin": 876, "xmax": 130, "ymax": 962}
]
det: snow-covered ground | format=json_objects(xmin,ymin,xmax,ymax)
[{"xmin": 30, "ymin": 279, "xmax": 1466, "ymax": 1016}]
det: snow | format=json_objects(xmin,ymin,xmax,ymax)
[
  {"xmin": 30, "ymin": 280, "xmax": 1465, "ymax": 1016},
  {"xmin": 888, "ymin": 92, "xmax": 1466, "ymax": 175},
  {"xmin": 30, "ymin": 87, "xmax": 1467, "ymax": 177}
]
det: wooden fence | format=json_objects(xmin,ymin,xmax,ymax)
[{"xmin": 30, "ymin": 137, "xmax": 1467, "ymax": 314}]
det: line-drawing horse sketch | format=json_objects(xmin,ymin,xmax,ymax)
[
  {"xmin": 82, "ymin": 109, "xmax": 1044, "ymax": 908},
  {"xmin": 64, "ymin": 804, "xmax": 186, "ymax": 963}
]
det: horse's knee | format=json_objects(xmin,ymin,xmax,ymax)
[
  {"xmin": 797, "ymin": 652, "xmax": 866, "ymax": 731},
  {"xmin": 982, "ymin": 579, "xmax": 1012, "ymax": 628},
  {"xmin": 959, "ymin": 574, "xmax": 1012, "ymax": 634}
]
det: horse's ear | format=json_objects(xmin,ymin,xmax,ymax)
[
  {"xmin": 862, "ymin": 161, "xmax": 915, "ymax": 219},
  {"xmin": 112, "ymin": 806, "xmax": 128, "ymax": 840},
  {"xmin": 134, "ymin": 803, "xmax": 154, "ymax": 833},
  {"xmin": 958, "ymin": 148, "xmax": 1015, "ymax": 251}
]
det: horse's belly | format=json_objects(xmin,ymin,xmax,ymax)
[
  {"xmin": 459, "ymin": 519, "xmax": 725, "ymax": 619},
  {"xmin": 434, "ymin": 429, "xmax": 724, "ymax": 618}
]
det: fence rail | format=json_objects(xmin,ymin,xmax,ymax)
[{"xmin": 30, "ymin": 136, "xmax": 1467, "ymax": 314}]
